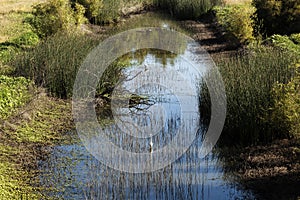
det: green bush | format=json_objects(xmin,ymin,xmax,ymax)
[
  {"xmin": 10, "ymin": 31, "xmax": 39, "ymax": 47},
  {"xmin": 0, "ymin": 45, "xmax": 18, "ymax": 63},
  {"xmin": 213, "ymin": 4, "xmax": 256, "ymax": 43},
  {"xmin": 253, "ymin": 0, "xmax": 300, "ymax": 36},
  {"xmin": 0, "ymin": 76, "xmax": 32, "ymax": 120},
  {"xmin": 0, "ymin": 31, "xmax": 39, "ymax": 65},
  {"xmin": 71, "ymin": 0, "xmax": 103, "ymax": 23},
  {"xmin": 267, "ymin": 34, "xmax": 300, "ymax": 54},
  {"xmin": 27, "ymin": 0, "xmax": 86, "ymax": 38},
  {"xmin": 290, "ymin": 33, "xmax": 300, "ymax": 45},
  {"xmin": 271, "ymin": 62, "xmax": 300, "ymax": 137}
]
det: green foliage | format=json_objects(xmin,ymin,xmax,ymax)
[
  {"xmin": 0, "ymin": 76, "xmax": 32, "ymax": 120},
  {"xmin": 0, "ymin": 31, "xmax": 39, "ymax": 64},
  {"xmin": 0, "ymin": 45, "xmax": 18, "ymax": 63},
  {"xmin": 96, "ymin": 0, "xmax": 121, "ymax": 23},
  {"xmin": 154, "ymin": 0, "xmax": 219, "ymax": 19},
  {"xmin": 271, "ymin": 62, "xmax": 300, "ymax": 137},
  {"xmin": 253, "ymin": 0, "xmax": 300, "ymax": 36},
  {"xmin": 212, "ymin": 46, "xmax": 298, "ymax": 145},
  {"xmin": 213, "ymin": 4, "xmax": 256, "ymax": 43},
  {"xmin": 0, "ymin": 65, "xmax": 14, "ymax": 76},
  {"xmin": 0, "ymin": 161, "xmax": 40, "ymax": 200},
  {"xmin": 72, "ymin": 0, "xmax": 103, "ymax": 22},
  {"xmin": 267, "ymin": 34, "xmax": 300, "ymax": 53},
  {"xmin": 10, "ymin": 31, "xmax": 40, "ymax": 47},
  {"xmin": 290, "ymin": 33, "xmax": 300, "ymax": 44},
  {"xmin": 27, "ymin": 0, "xmax": 86, "ymax": 38}
]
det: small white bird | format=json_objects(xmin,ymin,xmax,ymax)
[{"xmin": 149, "ymin": 140, "xmax": 153, "ymax": 153}]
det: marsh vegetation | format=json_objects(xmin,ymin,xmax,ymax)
[{"xmin": 0, "ymin": 0, "xmax": 299, "ymax": 199}]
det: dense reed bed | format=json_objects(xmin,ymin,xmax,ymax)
[{"xmin": 205, "ymin": 46, "xmax": 299, "ymax": 145}]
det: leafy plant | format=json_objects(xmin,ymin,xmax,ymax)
[
  {"xmin": 0, "ymin": 75, "xmax": 32, "ymax": 120},
  {"xmin": 26, "ymin": 0, "xmax": 86, "ymax": 38},
  {"xmin": 267, "ymin": 34, "xmax": 300, "ymax": 54},
  {"xmin": 271, "ymin": 62, "xmax": 300, "ymax": 137},
  {"xmin": 213, "ymin": 3, "xmax": 256, "ymax": 43}
]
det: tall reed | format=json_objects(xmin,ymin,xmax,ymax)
[
  {"xmin": 12, "ymin": 32, "xmax": 99, "ymax": 98},
  {"xmin": 203, "ymin": 46, "xmax": 298, "ymax": 145},
  {"xmin": 154, "ymin": 0, "xmax": 220, "ymax": 19}
]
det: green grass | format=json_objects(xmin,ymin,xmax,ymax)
[
  {"xmin": 12, "ymin": 32, "xmax": 100, "ymax": 98},
  {"xmin": 209, "ymin": 46, "xmax": 299, "ymax": 145}
]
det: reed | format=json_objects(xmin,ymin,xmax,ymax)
[
  {"xmin": 153, "ymin": 0, "xmax": 220, "ymax": 19},
  {"xmin": 12, "ymin": 32, "xmax": 99, "ymax": 98},
  {"xmin": 203, "ymin": 46, "xmax": 298, "ymax": 145}
]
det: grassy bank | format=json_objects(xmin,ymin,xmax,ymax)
[{"xmin": 0, "ymin": 85, "xmax": 73, "ymax": 199}]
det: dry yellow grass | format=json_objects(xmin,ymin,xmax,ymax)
[
  {"xmin": 0, "ymin": 0, "xmax": 44, "ymax": 42},
  {"xmin": 223, "ymin": 0, "xmax": 251, "ymax": 5},
  {"xmin": 0, "ymin": 0, "xmax": 44, "ymax": 13}
]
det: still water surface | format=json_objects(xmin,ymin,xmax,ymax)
[{"xmin": 37, "ymin": 13, "xmax": 256, "ymax": 200}]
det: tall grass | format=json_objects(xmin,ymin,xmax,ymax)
[
  {"xmin": 204, "ymin": 46, "xmax": 298, "ymax": 145},
  {"xmin": 153, "ymin": 0, "xmax": 220, "ymax": 19},
  {"xmin": 12, "ymin": 32, "xmax": 99, "ymax": 98}
]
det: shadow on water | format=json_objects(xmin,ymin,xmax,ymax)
[{"xmin": 37, "ymin": 13, "xmax": 256, "ymax": 199}]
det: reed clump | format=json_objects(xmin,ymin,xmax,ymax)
[{"xmin": 207, "ymin": 46, "xmax": 298, "ymax": 145}]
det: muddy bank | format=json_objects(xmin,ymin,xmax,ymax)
[{"xmin": 221, "ymin": 138, "xmax": 300, "ymax": 200}]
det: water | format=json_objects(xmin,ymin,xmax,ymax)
[
  {"xmin": 37, "ymin": 13, "xmax": 256, "ymax": 199},
  {"xmin": 38, "ymin": 144, "xmax": 254, "ymax": 199}
]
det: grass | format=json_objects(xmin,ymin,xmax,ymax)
[
  {"xmin": 0, "ymin": 0, "xmax": 42, "ymax": 14},
  {"xmin": 0, "ymin": 89, "xmax": 73, "ymax": 199},
  {"xmin": 208, "ymin": 46, "xmax": 299, "ymax": 145},
  {"xmin": 153, "ymin": 0, "xmax": 220, "ymax": 19},
  {"xmin": 12, "ymin": 31, "xmax": 100, "ymax": 98},
  {"xmin": 0, "ymin": 161, "xmax": 40, "ymax": 200},
  {"xmin": 0, "ymin": 12, "xmax": 33, "ymax": 43}
]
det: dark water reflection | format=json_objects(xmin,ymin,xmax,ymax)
[{"xmin": 38, "ymin": 14, "xmax": 255, "ymax": 199}]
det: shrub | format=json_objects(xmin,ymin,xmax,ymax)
[
  {"xmin": 271, "ymin": 62, "xmax": 300, "ymax": 137},
  {"xmin": 71, "ymin": 0, "xmax": 103, "ymax": 23},
  {"xmin": 253, "ymin": 0, "xmax": 300, "ymax": 36},
  {"xmin": 290, "ymin": 33, "xmax": 300, "ymax": 45},
  {"xmin": 267, "ymin": 34, "xmax": 300, "ymax": 54},
  {"xmin": 0, "ymin": 31, "xmax": 39, "ymax": 64},
  {"xmin": 213, "ymin": 4, "xmax": 256, "ymax": 43},
  {"xmin": 27, "ymin": 0, "xmax": 86, "ymax": 38},
  {"xmin": 10, "ymin": 31, "xmax": 39, "ymax": 47}
]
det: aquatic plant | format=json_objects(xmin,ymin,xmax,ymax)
[{"xmin": 207, "ymin": 46, "xmax": 298, "ymax": 145}]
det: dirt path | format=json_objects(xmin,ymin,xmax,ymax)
[{"xmin": 179, "ymin": 14, "xmax": 240, "ymax": 56}]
